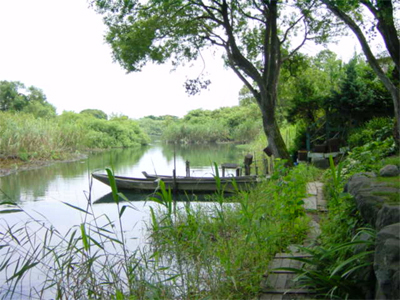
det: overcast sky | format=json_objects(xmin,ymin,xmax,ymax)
[{"xmin": 0, "ymin": 0, "xmax": 360, "ymax": 119}]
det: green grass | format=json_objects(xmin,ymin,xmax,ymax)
[
  {"xmin": 374, "ymin": 176, "xmax": 400, "ymax": 188},
  {"xmin": 147, "ymin": 162, "xmax": 319, "ymax": 299},
  {"xmin": 372, "ymin": 191, "xmax": 400, "ymax": 204}
]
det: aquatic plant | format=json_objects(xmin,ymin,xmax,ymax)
[{"xmin": 147, "ymin": 162, "xmax": 318, "ymax": 299}]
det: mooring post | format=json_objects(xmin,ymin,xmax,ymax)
[
  {"xmin": 263, "ymin": 157, "xmax": 268, "ymax": 175},
  {"xmin": 186, "ymin": 160, "xmax": 190, "ymax": 177},
  {"xmin": 244, "ymin": 154, "xmax": 253, "ymax": 176}
]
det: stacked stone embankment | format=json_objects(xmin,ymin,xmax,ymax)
[{"xmin": 345, "ymin": 164, "xmax": 400, "ymax": 300}]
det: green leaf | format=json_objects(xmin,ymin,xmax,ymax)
[
  {"xmin": 62, "ymin": 202, "xmax": 92, "ymax": 215},
  {"xmin": 7, "ymin": 261, "xmax": 39, "ymax": 282},
  {"xmin": 105, "ymin": 167, "xmax": 119, "ymax": 203},
  {"xmin": 0, "ymin": 201, "xmax": 18, "ymax": 206},
  {"xmin": 119, "ymin": 205, "xmax": 127, "ymax": 218},
  {"xmin": 331, "ymin": 250, "xmax": 374, "ymax": 277},
  {"xmin": 80, "ymin": 223, "xmax": 90, "ymax": 252},
  {"xmin": 0, "ymin": 209, "xmax": 22, "ymax": 214}
]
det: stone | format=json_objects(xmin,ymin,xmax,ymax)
[
  {"xmin": 376, "ymin": 204, "xmax": 400, "ymax": 231},
  {"xmin": 355, "ymin": 192, "xmax": 384, "ymax": 226},
  {"xmin": 344, "ymin": 172, "xmax": 375, "ymax": 194},
  {"xmin": 379, "ymin": 165, "xmax": 400, "ymax": 177},
  {"xmin": 374, "ymin": 223, "xmax": 400, "ymax": 300},
  {"xmin": 311, "ymin": 158, "xmax": 330, "ymax": 169}
]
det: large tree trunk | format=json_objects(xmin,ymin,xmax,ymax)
[
  {"xmin": 259, "ymin": 88, "xmax": 292, "ymax": 162},
  {"xmin": 263, "ymin": 115, "xmax": 291, "ymax": 161}
]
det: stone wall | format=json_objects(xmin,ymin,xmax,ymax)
[{"xmin": 345, "ymin": 165, "xmax": 400, "ymax": 300}]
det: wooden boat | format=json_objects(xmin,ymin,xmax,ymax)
[
  {"xmin": 92, "ymin": 172, "xmax": 259, "ymax": 193},
  {"xmin": 141, "ymin": 171, "xmax": 258, "ymax": 181}
]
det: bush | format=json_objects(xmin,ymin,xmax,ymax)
[
  {"xmin": 0, "ymin": 111, "xmax": 150, "ymax": 160},
  {"xmin": 348, "ymin": 117, "xmax": 394, "ymax": 148}
]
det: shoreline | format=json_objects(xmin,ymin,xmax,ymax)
[{"xmin": 0, "ymin": 153, "xmax": 88, "ymax": 177}]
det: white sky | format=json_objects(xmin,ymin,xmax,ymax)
[{"xmin": 0, "ymin": 0, "xmax": 360, "ymax": 119}]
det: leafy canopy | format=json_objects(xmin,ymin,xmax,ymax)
[{"xmin": 0, "ymin": 80, "xmax": 56, "ymax": 118}]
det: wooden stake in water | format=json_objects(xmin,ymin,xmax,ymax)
[
  {"xmin": 186, "ymin": 160, "xmax": 190, "ymax": 177},
  {"xmin": 173, "ymin": 144, "xmax": 177, "ymax": 195},
  {"xmin": 173, "ymin": 145, "xmax": 177, "ymax": 216}
]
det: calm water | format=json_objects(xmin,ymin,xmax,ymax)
[
  {"xmin": 0, "ymin": 140, "xmax": 248, "ymax": 233},
  {"xmin": 0, "ymin": 142, "xmax": 247, "ymax": 297}
]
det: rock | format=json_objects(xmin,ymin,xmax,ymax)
[
  {"xmin": 379, "ymin": 165, "xmax": 400, "ymax": 177},
  {"xmin": 311, "ymin": 157, "xmax": 330, "ymax": 169},
  {"xmin": 345, "ymin": 171, "xmax": 400, "ymax": 300},
  {"xmin": 374, "ymin": 223, "xmax": 400, "ymax": 300},
  {"xmin": 355, "ymin": 192, "xmax": 385, "ymax": 226},
  {"xmin": 344, "ymin": 172, "xmax": 375, "ymax": 194},
  {"xmin": 376, "ymin": 204, "xmax": 400, "ymax": 231}
]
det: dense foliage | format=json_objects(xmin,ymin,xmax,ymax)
[
  {"xmin": 147, "ymin": 162, "xmax": 319, "ymax": 298},
  {"xmin": 0, "ymin": 110, "xmax": 149, "ymax": 161},
  {"xmin": 80, "ymin": 108, "xmax": 108, "ymax": 120},
  {"xmin": 288, "ymin": 115, "xmax": 399, "ymax": 299},
  {"xmin": 283, "ymin": 53, "xmax": 394, "ymax": 155},
  {"xmin": 0, "ymin": 80, "xmax": 56, "ymax": 118},
  {"xmin": 161, "ymin": 104, "xmax": 262, "ymax": 143}
]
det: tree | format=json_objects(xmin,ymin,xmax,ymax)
[
  {"xmin": 92, "ymin": 0, "xmax": 330, "ymax": 161},
  {"xmin": 0, "ymin": 81, "xmax": 26, "ymax": 111},
  {"xmin": 80, "ymin": 109, "xmax": 108, "ymax": 120},
  {"xmin": 284, "ymin": 51, "xmax": 343, "ymax": 124},
  {"xmin": 324, "ymin": 56, "xmax": 393, "ymax": 126},
  {"xmin": 321, "ymin": 0, "xmax": 400, "ymax": 143},
  {"xmin": 0, "ymin": 80, "xmax": 56, "ymax": 117}
]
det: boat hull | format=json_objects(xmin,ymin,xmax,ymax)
[{"xmin": 92, "ymin": 173, "xmax": 258, "ymax": 193}]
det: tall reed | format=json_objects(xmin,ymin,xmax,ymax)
[
  {"xmin": 148, "ymin": 162, "xmax": 319, "ymax": 299},
  {"xmin": 0, "ymin": 111, "xmax": 149, "ymax": 161},
  {"xmin": 0, "ymin": 171, "xmax": 174, "ymax": 299}
]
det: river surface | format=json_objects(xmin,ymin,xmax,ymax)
[{"xmin": 0, "ymin": 141, "xmax": 248, "ymax": 298}]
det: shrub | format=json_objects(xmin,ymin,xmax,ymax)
[{"xmin": 348, "ymin": 117, "xmax": 395, "ymax": 148}]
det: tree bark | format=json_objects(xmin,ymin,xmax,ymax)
[{"xmin": 261, "ymin": 95, "xmax": 292, "ymax": 162}]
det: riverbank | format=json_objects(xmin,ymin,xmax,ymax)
[{"xmin": 0, "ymin": 152, "xmax": 88, "ymax": 177}]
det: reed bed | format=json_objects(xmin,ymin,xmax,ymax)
[
  {"xmin": 147, "ymin": 162, "xmax": 319, "ymax": 299},
  {"xmin": 0, "ymin": 112, "xmax": 149, "ymax": 161}
]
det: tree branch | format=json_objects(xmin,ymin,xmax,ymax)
[
  {"xmin": 282, "ymin": 19, "xmax": 309, "ymax": 62},
  {"xmin": 220, "ymin": 0, "xmax": 262, "ymax": 84},
  {"xmin": 280, "ymin": 15, "xmax": 304, "ymax": 45}
]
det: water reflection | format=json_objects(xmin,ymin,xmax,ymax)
[
  {"xmin": 0, "ymin": 142, "xmax": 246, "ymax": 204},
  {"xmin": 160, "ymin": 142, "xmax": 245, "ymax": 167},
  {"xmin": 93, "ymin": 191, "xmax": 226, "ymax": 204},
  {"xmin": 0, "ymin": 146, "xmax": 149, "ymax": 204}
]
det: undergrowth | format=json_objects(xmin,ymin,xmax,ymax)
[{"xmin": 147, "ymin": 161, "xmax": 319, "ymax": 299}]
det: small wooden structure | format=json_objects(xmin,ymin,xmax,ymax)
[
  {"xmin": 220, "ymin": 154, "xmax": 254, "ymax": 177},
  {"xmin": 261, "ymin": 253, "xmax": 315, "ymax": 300},
  {"xmin": 221, "ymin": 163, "xmax": 241, "ymax": 177}
]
